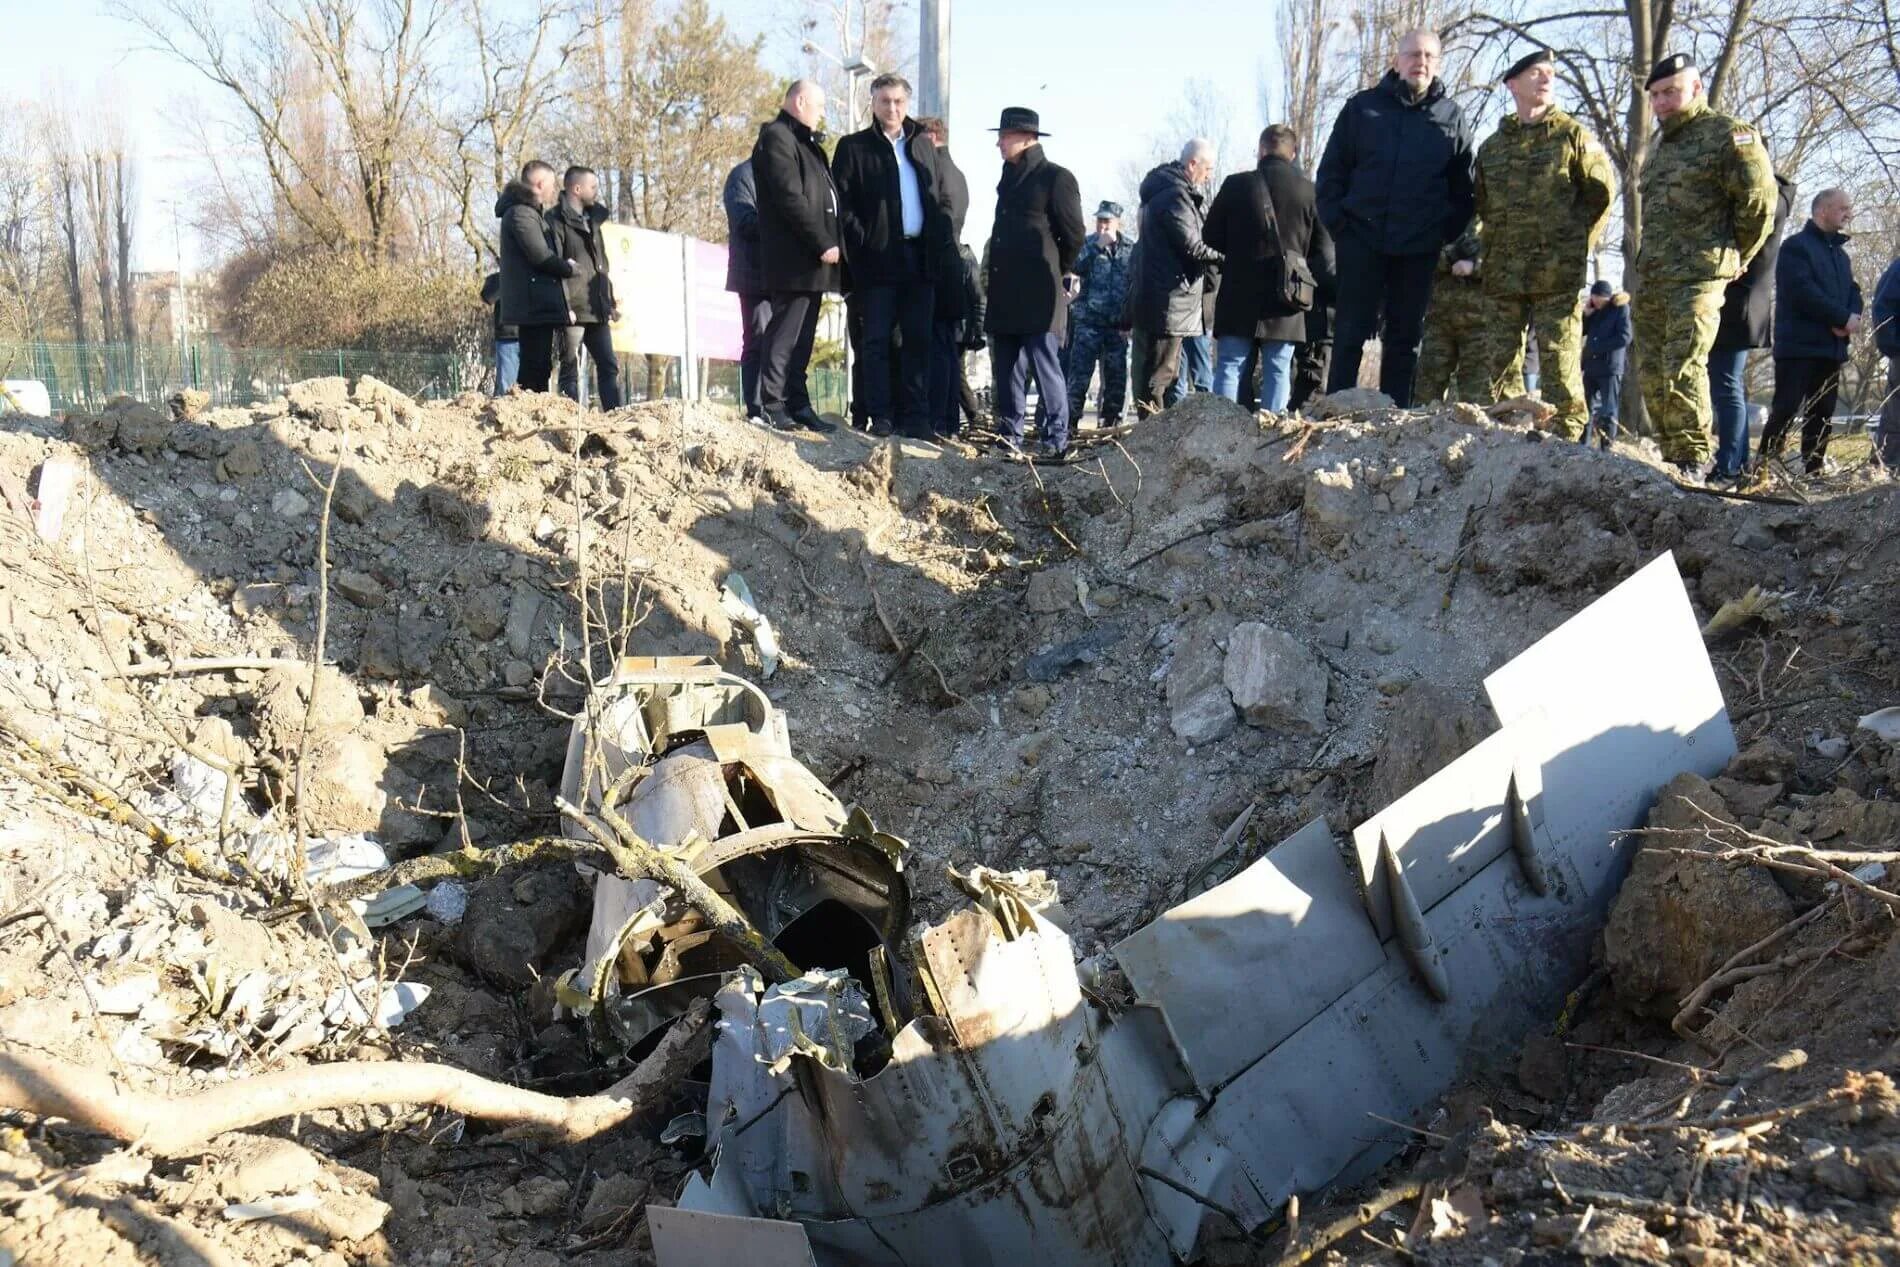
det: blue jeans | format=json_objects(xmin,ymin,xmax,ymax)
[
  {"xmin": 1583, "ymin": 370, "xmax": 1621, "ymax": 444},
  {"xmin": 992, "ymin": 331, "xmax": 1070, "ymax": 452},
  {"xmin": 1168, "ymin": 334, "xmax": 1212, "ymax": 405},
  {"xmin": 494, "ymin": 339, "xmax": 520, "ymax": 394},
  {"xmin": 1707, "ymin": 346, "xmax": 1750, "ymax": 476},
  {"xmin": 1214, "ymin": 336, "xmax": 1296, "ymax": 410}
]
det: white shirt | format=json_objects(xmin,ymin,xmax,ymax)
[{"xmin": 887, "ymin": 129, "xmax": 925, "ymax": 239}]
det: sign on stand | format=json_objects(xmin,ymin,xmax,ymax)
[{"xmin": 601, "ymin": 226, "xmax": 742, "ymax": 400}]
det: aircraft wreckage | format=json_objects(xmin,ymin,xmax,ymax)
[{"xmin": 557, "ymin": 553, "xmax": 1735, "ymax": 1265}]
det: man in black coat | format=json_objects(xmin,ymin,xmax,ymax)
[
  {"xmin": 722, "ymin": 158, "xmax": 769, "ymax": 421},
  {"xmin": 917, "ymin": 116, "xmax": 974, "ymax": 437},
  {"xmin": 1760, "ymin": 187, "xmax": 1862, "ymax": 474},
  {"xmin": 1205, "ymin": 125, "xmax": 1334, "ymax": 412},
  {"xmin": 549, "ymin": 166, "xmax": 622, "ymax": 411},
  {"xmin": 1708, "ymin": 173, "xmax": 1794, "ymax": 479},
  {"xmin": 985, "ymin": 107, "xmax": 1085, "ymax": 458},
  {"xmin": 752, "ymin": 79, "xmax": 841, "ymax": 433},
  {"xmin": 1316, "ymin": 28, "xmax": 1476, "ymax": 405},
  {"xmin": 495, "ymin": 160, "xmax": 576, "ymax": 394},
  {"xmin": 831, "ymin": 75, "xmax": 953, "ymax": 438},
  {"xmin": 1127, "ymin": 140, "xmax": 1223, "ymax": 417}
]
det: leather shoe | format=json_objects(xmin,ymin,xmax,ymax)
[{"xmin": 790, "ymin": 406, "xmax": 836, "ymax": 433}]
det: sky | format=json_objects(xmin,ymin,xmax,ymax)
[{"xmin": 16, "ymin": 0, "xmax": 1300, "ymax": 267}]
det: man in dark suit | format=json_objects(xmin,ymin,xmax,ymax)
[
  {"xmin": 722, "ymin": 158, "xmax": 769, "ymax": 421},
  {"xmin": 831, "ymin": 74, "xmax": 953, "ymax": 438},
  {"xmin": 752, "ymin": 79, "xmax": 841, "ymax": 433},
  {"xmin": 549, "ymin": 165, "xmax": 621, "ymax": 410},
  {"xmin": 985, "ymin": 107, "xmax": 1085, "ymax": 458},
  {"xmin": 1204, "ymin": 124, "xmax": 1335, "ymax": 412},
  {"xmin": 916, "ymin": 116, "xmax": 973, "ymax": 438}
]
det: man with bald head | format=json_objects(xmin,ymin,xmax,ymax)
[
  {"xmin": 1633, "ymin": 54, "xmax": 1777, "ymax": 477},
  {"xmin": 1758, "ymin": 187, "xmax": 1861, "ymax": 475},
  {"xmin": 752, "ymin": 79, "xmax": 842, "ymax": 432},
  {"xmin": 1316, "ymin": 28, "xmax": 1476, "ymax": 405}
]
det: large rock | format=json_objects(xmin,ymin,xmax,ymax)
[
  {"xmin": 1602, "ymin": 773, "xmax": 1796, "ymax": 1017},
  {"xmin": 1302, "ymin": 464, "xmax": 1361, "ymax": 548},
  {"xmin": 286, "ymin": 376, "xmax": 351, "ymax": 418},
  {"xmin": 457, "ymin": 866, "xmax": 592, "ymax": 988},
  {"xmin": 1222, "ymin": 622, "xmax": 1328, "ymax": 732},
  {"xmin": 1166, "ymin": 624, "xmax": 1236, "ymax": 745},
  {"xmin": 113, "ymin": 401, "xmax": 173, "ymax": 456},
  {"xmin": 254, "ymin": 664, "xmax": 365, "ymax": 751}
]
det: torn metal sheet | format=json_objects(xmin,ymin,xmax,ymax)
[
  {"xmin": 647, "ymin": 1207, "xmax": 817, "ymax": 1266},
  {"xmin": 1112, "ymin": 819, "xmax": 1381, "ymax": 1093},
  {"xmin": 652, "ymin": 554, "xmax": 1738, "ymax": 1267}
]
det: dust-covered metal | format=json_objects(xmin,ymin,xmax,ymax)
[{"xmin": 649, "ymin": 556, "xmax": 1738, "ymax": 1265}]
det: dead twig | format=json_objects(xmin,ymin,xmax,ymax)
[
  {"xmin": 1670, "ymin": 899, "xmax": 1838, "ymax": 1045},
  {"xmin": 1274, "ymin": 1177, "xmax": 1423, "ymax": 1267},
  {"xmin": 118, "ymin": 656, "xmax": 301, "ymax": 679},
  {"xmin": 0, "ymin": 997, "xmax": 712, "ymax": 1156}
]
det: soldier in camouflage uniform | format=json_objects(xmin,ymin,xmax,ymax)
[
  {"xmin": 1416, "ymin": 224, "xmax": 1523, "ymax": 403},
  {"xmin": 1472, "ymin": 49, "xmax": 1615, "ymax": 439},
  {"xmin": 1634, "ymin": 54, "xmax": 1778, "ymax": 475},
  {"xmin": 1065, "ymin": 201, "xmax": 1133, "ymax": 425}
]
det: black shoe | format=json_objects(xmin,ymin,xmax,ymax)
[
  {"xmin": 769, "ymin": 411, "xmax": 802, "ymax": 432},
  {"xmin": 869, "ymin": 418, "xmax": 894, "ymax": 438},
  {"xmin": 791, "ymin": 406, "xmax": 836, "ymax": 433}
]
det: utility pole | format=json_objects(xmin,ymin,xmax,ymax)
[{"xmin": 918, "ymin": 0, "xmax": 950, "ymax": 118}]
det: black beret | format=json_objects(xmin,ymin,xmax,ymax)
[
  {"xmin": 1646, "ymin": 53, "xmax": 1694, "ymax": 88},
  {"xmin": 1503, "ymin": 48, "xmax": 1553, "ymax": 83}
]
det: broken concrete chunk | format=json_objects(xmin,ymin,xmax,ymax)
[
  {"xmin": 1166, "ymin": 627, "xmax": 1236, "ymax": 744},
  {"xmin": 1024, "ymin": 567, "xmax": 1076, "ymax": 614},
  {"xmin": 1301, "ymin": 463, "xmax": 1360, "ymax": 547},
  {"xmin": 333, "ymin": 569, "xmax": 387, "ymax": 609},
  {"xmin": 459, "ymin": 585, "xmax": 510, "ymax": 641},
  {"xmin": 1222, "ymin": 622, "xmax": 1327, "ymax": 733}
]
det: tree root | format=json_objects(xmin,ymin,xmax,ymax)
[{"xmin": 0, "ymin": 997, "xmax": 712, "ymax": 1157}]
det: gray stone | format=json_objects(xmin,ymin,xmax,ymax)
[
  {"xmin": 218, "ymin": 437, "xmax": 265, "ymax": 480},
  {"xmin": 504, "ymin": 583, "xmax": 542, "ymax": 657},
  {"xmin": 1024, "ymin": 568, "xmax": 1075, "ymax": 614},
  {"xmin": 460, "ymin": 585, "xmax": 510, "ymax": 640},
  {"xmin": 1302, "ymin": 464, "xmax": 1360, "ymax": 547},
  {"xmin": 271, "ymin": 488, "xmax": 311, "ymax": 519},
  {"xmin": 1222, "ymin": 622, "xmax": 1328, "ymax": 733},
  {"xmin": 113, "ymin": 403, "xmax": 172, "ymax": 456},
  {"xmin": 334, "ymin": 569, "xmax": 386, "ymax": 608},
  {"xmin": 332, "ymin": 469, "xmax": 379, "ymax": 525},
  {"xmin": 309, "ymin": 1190, "xmax": 391, "ymax": 1243},
  {"xmin": 1307, "ymin": 386, "xmax": 1394, "ymax": 419},
  {"xmin": 1730, "ymin": 520, "xmax": 1777, "ymax": 551},
  {"xmin": 501, "ymin": 659, "xmax": 534, "ymax": 688},
  {"xmin": 1166, "ymin": 629, "xmax": 1236, "ymax": 745}
]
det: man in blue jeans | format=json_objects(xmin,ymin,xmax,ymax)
[
  {"xmin": 1204, "ymin": 124, "xmax": 1334, "ymax": 411},
  {"xmin": 1579, "ymin": 280, "xmax": 1630, "ymax": 445},
  {"xmin": 1708, "ymin": 172, "xmax": 1793, "ymax": 478}
]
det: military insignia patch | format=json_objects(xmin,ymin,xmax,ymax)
[{"xmin": 1731, "ymin": 130, "xmax": 1755, "ymax": 146}]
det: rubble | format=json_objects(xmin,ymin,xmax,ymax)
[{"xmin": 0, "ymin": 374, "xmax": 1894, "ymax": 1265}]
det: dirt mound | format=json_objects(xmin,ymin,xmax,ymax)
[{"xmin": 0, "ymin": 376, "xmax": 1895, "ymax": 1264}]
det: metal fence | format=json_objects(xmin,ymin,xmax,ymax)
[{"xmin": 0, "ymin": 340, "xmax": 470, "ymax": 414}]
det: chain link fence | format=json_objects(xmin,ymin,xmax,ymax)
[{"xmin": 0, "ymin": 340, "xmax": 471, "ymax": 414}]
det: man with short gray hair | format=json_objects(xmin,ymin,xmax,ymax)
[
  {"xmin": 752, "ymin": 79, "xmax": 843, "ymax": 433},
  {"xmin": 1758, "ymin": 187, "xmax": 1861, "ymax": 475},
  {"xmin": 1127, "ymin": 137, "xmax": 1224, "ymax": 416},
  {"xmin": 1316, "ymin": 28, "xmax": 1476, "ymax": 405}
]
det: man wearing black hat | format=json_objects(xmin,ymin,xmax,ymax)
[
  {"xmin": 753, "ymin": 79, "xmax": 843, "ymax": 434},
  {"xmin": 1471, "ymin": 48, "xmax": 1614, "ymax": 438},
  {"xmin": 1065, "ymin": 200, "xmax": 1133, "ymax": 427},
  {"xmin": 1580, "ymin": 279, "xmax": 1632, "ymax": 446},
  {"xmin": 1633, "ymin": 54, "xmax": 1777, "ymax": 477},
  {"xmin": 985, "ymin": 107, "xmax": 1086, "ymax": 458},
  {"xmin": 1315, "ymin": 28, "xmax": 1476, "ymax": 405}
]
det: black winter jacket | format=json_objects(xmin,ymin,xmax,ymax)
[
  {"xmin": 1204, "ymin": 156, "xmax": 1335, "ymax": 343},
  {"xmin": 722, "ymin": 160, "xmax": 764, "ymax": 295},
  {"xmin": 495, "ymin": 181, "xmax": 574, "ymax": 328},
  {"xmin": 480, "ymin": 272, "xmax": 517, "ymax": 342},
  {"xmin": 831, "ymin": 119, "xmax": 952, "ymax": 286},
  {"xmin": 549, "ymin": 195, "xmax": 617, "ymax": 325},
  {"xmin": 1316, "ymin": 71, "xmax": 1476, "ymax": 257},
  {"xmin": 1714, "ymin": 174, "xmax": 1794, "ymax": 352},
  {"xmin": 752, "ymin": 111, "xmax": 842, "ymax": 294},
  {"xmin": 985, "ymin": 144, "xmax": 1085, "ymax": 337},
  {"xmin": 934, "ymin": 147, "xmax": 972, "ymax": 323},
  {"xmin": 1128, "ymin": 161, "xmax": 1222, "ymax": 336},
  {"xmin": 1581, "ymin": 295, "xmax": 1632, "ymax": 377},
  {"xmin": 1773, "ymin": 220, "xmax": 1863, "ymax": 362}
]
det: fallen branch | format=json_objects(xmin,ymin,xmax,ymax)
[
  {"xmin": 1670, "ymin": 900, "xmax": 1837, "ymax": 1045},
  {"xmin": 118, "ymin": 656, "xmax": 302, "ymax": 679},
  {"xmin": 301, "ymin": 837, "xmax": 603, "ymax": 906},
  {"xmin": 1274, "ymin": 1177, "xmax": 1423, "ymax": 1267},
  {"xmin": 0, "ymin": 997, "xmax": 712, "ymax": 1157}
]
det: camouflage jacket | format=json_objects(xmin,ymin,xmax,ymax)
[
  {"xmin": 1428, "ymin": 224, "xmax": 1491, "ymax": 330},
  {"xmin": 1637, "ymin": 101, "xmax": 1777, "ymax": 284},
  {"xmin": 1068, "ymin": 231, "xmax": 1134, "ymax": 326},
  {"xmin": 1474, "ymin": 107, "xmax": 1614, "ymax": 296}
]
